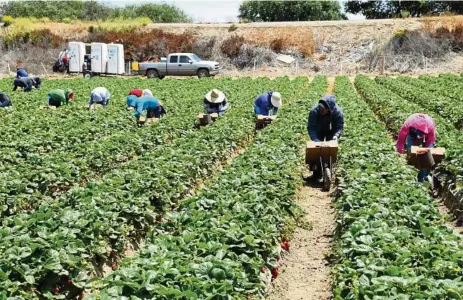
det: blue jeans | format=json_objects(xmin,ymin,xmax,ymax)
[
  {"xmin": 406, "ymin": 135, "xmax": 435, "ymax": 182},
  {"xmin": 147, "ymin": 106, "xmax": 162, "ymax": 118}
]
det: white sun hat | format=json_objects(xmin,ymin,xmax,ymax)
[
  {"xmin": 143, "ymin": 89, "xmax": 153, "ymax": 97},
  {"xmin": 205, "ymin": 89, "xmax": 225, "ymax": 104},
  {"xmin": 271, "ymin": 92, "xmax": 282, "ymax": 108}
]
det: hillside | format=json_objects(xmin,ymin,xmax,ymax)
[{"xmin": 1, "ymin": 17, "xmax": 462, "ymax": 77}]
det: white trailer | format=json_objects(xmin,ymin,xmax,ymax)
[{"xmin": 68, "ymin": 42, "xmax": 86, "ymax": 73}]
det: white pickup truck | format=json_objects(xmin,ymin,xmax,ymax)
[{"xmin": 138, "ymin": 53, "xmax": 220, "ymax": 79}]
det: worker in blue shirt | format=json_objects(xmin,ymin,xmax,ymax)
[
  {"xmin": 126, "ymin": 95, "xmax": 138, "ymax": 110},
  {"xmin": 88, "ymin": 87, "xmax": 110, "ymax": 109},
  {"xmin": 0, "ymin": 92, "xmax": 12, "ymax": 108},
  {"xmin": 254, "ymin": 91, "xmax": 282, "ymax": 116},
  {"xmin": 134, "ymin": 95, "xmax": 166, "ymax": 120},
  {"xmin": 16, "ymin": 68, "xmax": 29, "ymax": 78}
]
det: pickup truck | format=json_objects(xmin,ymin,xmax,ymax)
[{"xmin": 138, "ymin": 53, "xmax": 220, "ymax": 79}]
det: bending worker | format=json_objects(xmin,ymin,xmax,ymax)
[
  {"xmin": 134, "ymin": 95, "xmax": 166, "ymax": 120},
  {"xmin": 397, "ymin": 113, "xmax": 436, "ymax": 182},
  {"xmin": 128, "ymin": 89, "xmax": 152, "ymax": 98},
  {"xmin": 13, "ymin": 76, "xmax": 41, "ymax": 92},
  {"xmin": 0, "ymin": 91, "xmax": 12, "ymax": 108},
  {"xmin": 308, "ymin": 95, "xmax": 344, "ymax": 142},
  {"xmin": 16, "ymin": 67, "xmax": 28, "ymax": 78},
  {"xmin": 89, "ymin": 87, "xmax": 111, "ymax": 109},
  {"xmin": 128, "ymin": 89, "xmax": 143, "ymax": 98},
  {"xmin": 254, "ymin": 91, "xmax": 282, "ymax": 116},
  {"xmin": 204, "ymin": 89, "xmax": 229, "ymax": 116},
  {"xmin": 47, "ymin": 89, "xmax": 74, "ymax": 107},
  {"xmin": 126, "ymin": 95, "xmax": 138, "ymax": 110}
]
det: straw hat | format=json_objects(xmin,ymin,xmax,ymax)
[
  {"xmin": 205, "ymin": 89, "xmax": 225, "ymax": 104},
  {"xmin": 271, "ymin": 92, "xmax": 282, "ymax": 108}
]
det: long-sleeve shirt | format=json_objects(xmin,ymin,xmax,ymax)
[
  {"xmin": 89, "ymin": 87, "xmax": 111, "ymax": 106},
  {"xmin": 397, "ymin": 113, "xmax": 436, "ymax": 153},
  {"xmin": 307, "ymin": 95, "xmax": 344, "ymax": 142},
  {"xmin": 254, "ymin": 92, "xmax": 278, "ymax": 116},
  {"xmin": 48, "ymin": 89, "xmax": 69, "ymax": 106},
  {"xmin": 203, "ymin": 98, "xmax": 229, "ymax": 114},
  {"xmin": 134, "ymin": 96, "xmax": 160, "ymax": 118},
  {"xmin": 0, "ymin": 92, "xmax": 11, "ymax": 108},
  {"xmin": 16, "ymin": 68, "xmax": 28, "ymax": 78},
  {"xmin": 13, "ymin": 77, "xmax": 33, "ymax": 92}
]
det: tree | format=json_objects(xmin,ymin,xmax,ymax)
[
  {"xmin": 0, "ymin": 1, "xmax": 190, "ymax": 22},
  {"xmin": 345, "ymin": 0, "xmax": 463, "ymax": 19},
  {"xmin": 238, "ymin": 0, "xmax": 347, "ymax": 22}
]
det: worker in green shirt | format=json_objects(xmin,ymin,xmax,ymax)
[{"xmin": 47, "ymin": 89, "xmax": 74, "ymax": 107}]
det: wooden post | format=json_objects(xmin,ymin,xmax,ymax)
[
  {"xmin": 253, "ymin": 59, "xmax": 256, "ymax": 77},
  {"xmin": 41, "ymin": 62, "xmax": 49, "ymax": 76},
  {"xmin": 380, "ymin": 56, "xmax": 385, "ymax": 75}
]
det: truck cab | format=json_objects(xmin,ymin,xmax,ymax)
[{"xmin": 138, "ymin": 53, "xmax": 220, "ymax": 79}]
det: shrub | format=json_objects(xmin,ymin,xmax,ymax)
[
  {"xmin": 228, "ymin": 24, "xmax": 238, "ymax": 32},
  {"xmin": 220, "ymin": 35, "xmax": 245, "ymax": 58},
  {"xmin": 269, "ymin": 38, "xmax": 285, "ymax": 53},
  {"xmin": 2, "ymin": 15, "xmax": 13, "ymax": 27}
]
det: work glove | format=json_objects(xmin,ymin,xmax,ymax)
[{"xmin": 332, "ymin": 136, "xmax": 338, "ymax": 141}]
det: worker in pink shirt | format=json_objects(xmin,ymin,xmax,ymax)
[{"xmin": 397, "ymin": 113, "xmax": 436, "ymax": 182}]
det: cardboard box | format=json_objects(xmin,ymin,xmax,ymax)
[
  {"xmin": 305, "ymin": 140, "xmax": 338, "ymax": 164},
  {"xmin": 256, "ymin": 115, "xmax": 276, "ymax": 128},
  {"xmin": 198, "ymin": 113, "xmax": 218, "ymax": 126},
  {"xmin": 40, "ymin": 106, "xmax": 56, "ymax": 110},
  {"xmin": 408, "ymin": 146, "xmax": 445, "ymax": 166}
]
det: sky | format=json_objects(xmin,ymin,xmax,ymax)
[{"xmin": 103, "ymin": 0, "xmax": 365, "ymax": 23}]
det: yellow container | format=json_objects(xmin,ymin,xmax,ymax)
[{"xmin": 131, "ymin": 61, "xmax": 139, "ymax": 71}]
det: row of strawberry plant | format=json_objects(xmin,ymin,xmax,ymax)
[
  {"xmin": 87, "ymin": 76, "xmax": 328, "ymax": 299},
  {"xmin": 356, "ymin": 75, "xmax": 463, "ymax": 191},
  {"xmin": 376, "ymin": 76, "xmax": 463, "ymax": 129},
  {"xmin": 0, "ymin": 77, "xmax": 309, "ymax": 298},
  {"xmin": 0, "ymin": 77, "xmax": 250, "ymax": 217},
  {"xmin": 333, "ymin": 76, "xmax": 463, "ymax": 298},
  {"xmin": 417, "ymin": 74, "xmax": 463, "ymax": 103}
]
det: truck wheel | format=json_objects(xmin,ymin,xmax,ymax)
[
  {"xmin": 146, "ymin": 69, "xmax": 159, "ymax": 79},
  {"xmin": 197, "ymin": 69, "xmax": 210, "ymax": 78},
  {"xmin": 84, "ymin": 72, "xmax": 92, "ymax": 79},
  {"xmin": 159, "ymin": 76, "xmax": 165, "ymax": 80},
  {"xmin": 323, "ymin": 167, "xmax": 332, "ymax": 192}
]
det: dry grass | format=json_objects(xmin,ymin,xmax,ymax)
[
  {"xmin": 0, "ymin": 17, "xmax": 150, "ymax": 40},
  {"xmin": 421, "ymin": 15, "xmax": 463, "ymax": 48},
  {"xmin": 244, "ymin": 27, "xmax": 315, "ymax": 57}
]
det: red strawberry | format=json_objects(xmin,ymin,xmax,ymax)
[
  {"xmin": 261, "ymin": 267, "xmax": 266, "ymax": 273},
  {"xmin": 112, "ymin": 263, "xmax": 118, "ymax": 270},
  {"xmin": 54, "ymin": 287, "xmax": 60, "ymax": 294},
  {"xmin": 67, "ymin": 279, "xmax": 73, "ymax": 285},
  {"xmin": 271, "ymin": 267, "xmax": 279, "ymax": 280},
  {"xmin": 78, "ymin": 295, "xmax": 83, "ymax": 300}
]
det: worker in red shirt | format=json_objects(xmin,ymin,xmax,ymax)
[{"xmin": 128, "ymin": 89, "xmax": 143, "ymax": 98}]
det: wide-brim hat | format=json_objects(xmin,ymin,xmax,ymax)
[
  {"xmin": 271, "ymin": 92, "xmax": 282, "ymax": 108},
  {"xmin": 205, "ymin": 89, "xmax": 225, "ymax": 104}
]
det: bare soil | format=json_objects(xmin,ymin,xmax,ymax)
[{"xmin": 266, "ymin": 182, "xmax": 334, "ymax": 300}]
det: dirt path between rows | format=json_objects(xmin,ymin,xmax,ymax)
[{"xmin": 267, "ymin": 182, "xmax": 334, "ymax": 300}]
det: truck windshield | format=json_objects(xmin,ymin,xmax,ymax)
[{"xmin": 191, "ymin": 54, "xmax": 202, "ymax": 62}]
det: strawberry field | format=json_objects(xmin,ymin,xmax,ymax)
[{"xmin": 3, "ymin": 74, "xmax": 463, "ymax": 299}]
